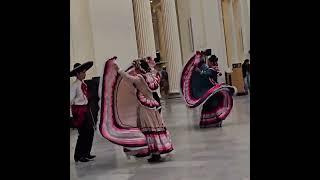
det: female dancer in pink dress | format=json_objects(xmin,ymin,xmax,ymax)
[{"xmin": 98, "ymin": 56, "xmax": 173, "ymax": 162}]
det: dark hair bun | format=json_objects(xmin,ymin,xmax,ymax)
[{"xmin": 139, "ymin": 59, "xmax": 151, "ymax": 73}]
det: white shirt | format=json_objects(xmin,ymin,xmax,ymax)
[{"xmin": 70, "ymin": 79, "xmax": 88, "ymax": 106}]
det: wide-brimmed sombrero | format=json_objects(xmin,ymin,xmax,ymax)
[
  {"xmin": 156, "ymin": 61, "xmax": 167, "ymax": 65},
  {"xmin": 70, "ymin": 61, "xmax": 93, "ymax": 77}
]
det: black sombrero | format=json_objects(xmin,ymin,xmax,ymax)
[{"xmin": 70, "ymin": 61, "xmax": 93, "ymax": 77}]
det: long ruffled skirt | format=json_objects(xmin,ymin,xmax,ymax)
[
  {"xmin": 124, "ymin": 105, "xmax": 173, "ymax": 157},
  {"xmin": 199, "ymin": 90, "xmax": 233, "ymax": 128}
]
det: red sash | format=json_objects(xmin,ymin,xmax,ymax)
[{"xmin": 71, "ymin": 105, "xmax": 88, "ymax": 128}]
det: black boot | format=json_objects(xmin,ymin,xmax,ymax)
[
  {"xmin": 86, "ymin": 155, "xmax": 96, "ymax": 160},
  {"xmin": 75, "ymin": 157, "xmax": 90, "ymax": 163},
  {"xmin": 147, "ymin": 154, "xmax": 161, "ymax": 163},
  {"xmin": 214, "ymin": 121, "xmax": 222, "ymax": 127}
]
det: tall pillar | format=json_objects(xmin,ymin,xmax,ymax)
[
  {"xmin": 247, "ymin": 0, "xmax": 250, "ymax": 18},
  {"xmin": 155, "ymin": 7, "xmax": 166, "ymax": 60},
  {"xmin": 132, "ymin": 0, "xmax": 156, "ymax": 58},
  {"xmin": 70, "ymin": 0, "xmax": 96, "ymax": 79},
  {"xmin": 199, "ymin": 0, "xmax": 208, "ymax": 49},
  {"xmin": 175, "ymin": 0, "xmax": 193, "ymax": 64},
  {"xmin": 160, "ymin": 0, "xmax": 183, "ymax": 94},
  {"xmin": 232, "ymin": 0, "xmax": 244, "ymax": 61},
  {"xmin": 239, "ymin": 0, "xmax": 250, "ymax": 59},
  {"xmin": 229, "ymin": 0, "xmax": 240, "ymax": 64}
]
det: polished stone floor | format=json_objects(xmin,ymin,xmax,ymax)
[{"xmin": 70, "ymin": 96, "xmax": 250, "ymax": 180}]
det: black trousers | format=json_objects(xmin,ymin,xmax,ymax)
[{"xmin": 74, "ymin": 111, "xmax": 94, "ymax": 160}]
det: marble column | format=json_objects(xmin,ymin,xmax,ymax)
[
  {"xmin": 132, "ymin": 0, "xmax": 156, "ymax": 58},
  {"xmin": 229, "ymin": 0, "xmax": 240, "ymax": 64},
  {"xmin": 160, "ymin": 0, "xmax": 183, "ymax": 94},
  {"xmin": 70, "ymin": 0, "xmax": 96, "ymax": 79},
  {"xmin": 155, "ymin": 7, "xmax": 166, "ymax": 60},
  {"xmin": 247, "ymin": 0, "xmax": 250, "ymax": 18},
  {"xmin": 238, "ymin": 0, "xmax": 250, "ymax": 59}
]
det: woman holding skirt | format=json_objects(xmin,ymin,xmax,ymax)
[
  {"xmin": 98, "ymin": 56, "xmax": 173, "ymax": 162},
  {"xmin": 180, "ymin": 51, "xmax": 236, "ymax": 128}
]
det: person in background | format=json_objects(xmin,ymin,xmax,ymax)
[
  {"xmin": 160, "ymin": 67, "xmax": 169, "ymax": 97},
  {"xmin": 147, "ymin": 56, "xmax": 162, "ymax": 113},
  {"xmin": 242, "ymin": 59, "xmax": 250, "ymax": 93}
]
